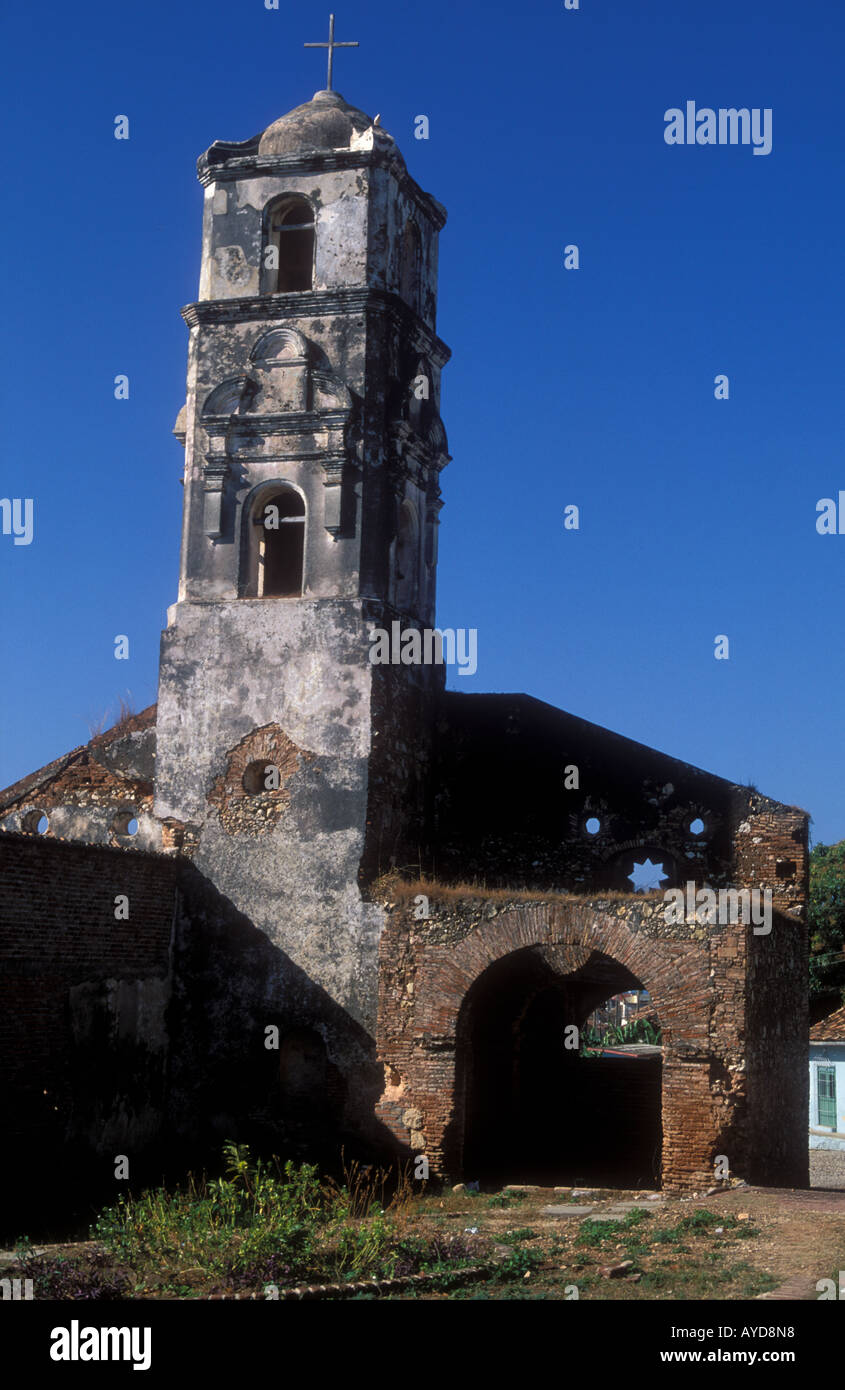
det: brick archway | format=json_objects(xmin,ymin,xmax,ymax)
[
  {"xmin": 455, "ymin": 944, "xmax": 661, "ymax": 1186},
  {"xmin": 377, "ymin": 898, "xmax": 747, "ymax": 1192}
]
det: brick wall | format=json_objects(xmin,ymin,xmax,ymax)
[{"xmin": 0, "ymin": 833, "xmax": 177, "ymax": 1200}]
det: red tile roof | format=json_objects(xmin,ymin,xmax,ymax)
[{"xmin": 810, "ymin": 1005, "xmax": 845, "ymax": 1042}]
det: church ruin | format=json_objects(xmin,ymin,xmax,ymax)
[{"xmin": 0, "ymin": 78, "xmax": 810, "ymax": 1215}]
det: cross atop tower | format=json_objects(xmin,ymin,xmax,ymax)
[{"xmin": 304, "ymin": 14, "xmax": 359, "ymax": 92}]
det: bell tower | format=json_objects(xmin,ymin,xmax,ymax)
[{"xmin": 154, "ymin": 85, "xmax": 450, "ymax": 1039}]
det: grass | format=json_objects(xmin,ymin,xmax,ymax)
[
  {"xmin": 370, "ymin": 872, "xmax": 667, "ymax": 908},
  {"xmin": 87, "ymin": 693, "xmax": 139, "ymax": 741}
]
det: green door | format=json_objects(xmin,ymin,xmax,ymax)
[{"xmin": 817, "ymin": 1066, "xmax": 837, "ymax": 1129}]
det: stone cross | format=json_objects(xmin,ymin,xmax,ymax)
[{"xmin": 304, "ymin": 14, "xmax": 359, "ymax": 92}]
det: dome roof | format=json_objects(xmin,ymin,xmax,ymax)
[{"xmin": 258, "ymin": 89, "xmax": 380, "ymax": 156}]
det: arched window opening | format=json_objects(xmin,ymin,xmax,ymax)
[
  {"xmin": 264, "ymin": 196, "xmax": 315, "ymax": 293},
  {"xmin": 399, "ymin": 219, "xmax": 422, "ymax": 312},
  {"xmin": 247, "ymin": 489, "xmax": 306, "ymax": 598}
]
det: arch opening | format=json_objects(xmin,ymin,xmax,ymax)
[
  {"xmin": 263, "ymin": 196, "xmax": 315, "ymax": 294},
  {"xmin": 242, "ymin": 487, "xmax": 306, "ymax": 598},
  {"xmin": 456, "ymin": 947, "xmax": 663, "ymax": 1189}
]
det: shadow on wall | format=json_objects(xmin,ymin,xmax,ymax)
[{"xmin": 0, "ymin": 855, "xmax": 411, "ymax": 1244}]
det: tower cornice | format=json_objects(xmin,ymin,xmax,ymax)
[{"xmin": 181, "ymin": 289, "xmax": 451, "ymax": 368}]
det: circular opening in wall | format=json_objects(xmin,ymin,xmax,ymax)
[
  {"xmin": 585, "ymin": 817, "xmax": 601, "ymax": 836},
  {"xmin": 22, "ymin": 809, "xmax": 48, "ymax": 834},
  {"xmin": 243, "ymin": 760, "xmax": 280, "ymax": 794},
  {"xmin": 689, "ymin": 818, "xmax": 705, "ymax": 837},
  {"xmin": 112, "ymin": 811, "xmax": 139, "ymax": 836}
]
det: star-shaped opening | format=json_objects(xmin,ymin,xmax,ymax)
[{"xmin": 628, "ymin": 858, "xmax": 669, "ymax": 893}]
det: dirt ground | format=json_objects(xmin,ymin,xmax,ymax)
[
  {"xmin": 809, "ymin": 1147, "xmax": 845, "ymax": 1189},
  {"xmin": 389, "ymin": 1171, "xmax": 845, "ymax": 1300}
]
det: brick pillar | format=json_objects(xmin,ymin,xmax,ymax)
[{"xmin": 661, "ymin": 1059, "xmax": 720, "ymax": 1191}]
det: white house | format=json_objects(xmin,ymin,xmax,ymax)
[{"xmin": 810, "ymin": 1004, "xmax": 845, "ymax": 1151}]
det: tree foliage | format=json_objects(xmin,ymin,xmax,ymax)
[{"xmin": 808, "ymin": 840, "xmax": 845, "ymax": 1001}]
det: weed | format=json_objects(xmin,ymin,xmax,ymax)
[
  {"xmin": 493, "ymin": 1246, "xmax": 543, "ymax": 1282},
  {"xmin": 487, "ymin": 1191, "xmax": 526, "ymax": 1210},
  {"xmin": 13, "ymin": 1246, "xmax": 131, "ymax": 1300},
  {"xmin": 578, "ymin": 1209, "xmax": 652, "ymax": 1247},
  {"xmin": 499, "ymin": 1228, "xmax": 539, "ymax": 1245},
  {"xmin": 93, "ymin": 1148, "xmax": 329, "ymax": 1291}
]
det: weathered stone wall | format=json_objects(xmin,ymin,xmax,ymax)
[
  {"xmin": 200, "ymin": 167, "xmax": 370, "ymax": 303},
  {"xmin": 155, "ymin": 597, "xmax": 386, "ymax": 1032}
]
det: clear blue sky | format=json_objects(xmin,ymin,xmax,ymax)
[{"xmin": 1, "ymin": 0, "xmax": 843, "ymax": 845}]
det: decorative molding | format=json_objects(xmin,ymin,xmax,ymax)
[
  {"xmin": 206, "ymin": 409, "xmax": 352, "ymax": 439},
  {"xmin": 201, "ymin": 456, "xmax": 232, "ymax": 538},
  {"xmin": 180, "ymin": 290, "xmax": 451, "ymax": 369}
]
